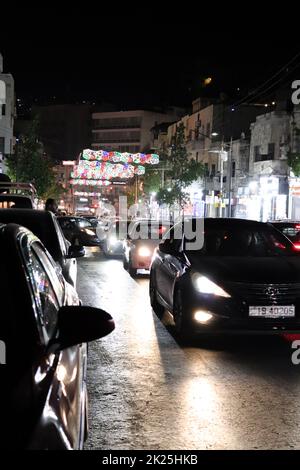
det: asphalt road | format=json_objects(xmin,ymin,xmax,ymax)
[{"xmin": 77, "ymin": 248, "xmax": 300, "ymax": 450}]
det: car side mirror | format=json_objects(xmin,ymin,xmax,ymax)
[
  {"xmin": 49, "ymin": 306, "xmax": 115, "ymax": 351},
  {"xmin": 66, "ymin": 244, "xmax": 85, "ymax": 258}
]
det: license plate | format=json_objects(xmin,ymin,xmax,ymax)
[{"xmin": 249, "ymin": 305, "xmax": 295, "ymax": 318}]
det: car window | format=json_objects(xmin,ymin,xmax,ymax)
[
  {"xmin": 28, "ymin": 246, "xmax": 61, "ymax": 339},
  {"xmin": 129, "ymin": 222, "xmax": 171, "ymax": 240},
  {"xmin": 58, "ymin": 218, "xmax": 74, "ymax": 230},
  {"xmin": 53, "ymin": 218, "xmax": 68, "ymax": 255},
  {"xmin": 186, "ymin": 226, "xmax": 296, "ymax": 257},
  {"xmin": 77, "ymin": 219, "xmax": 92, "ymax": 228}
]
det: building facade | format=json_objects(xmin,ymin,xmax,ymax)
[
  {"xmin": 0, "ymin": 53, "xmax": 15, "ymax": 174},
  {"xmin": 91, "ymin": 109, "xmax": 182, "ymax": 153}
]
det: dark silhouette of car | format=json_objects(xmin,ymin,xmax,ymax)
[
  {"xmin": 269, "ymin": 221, "xmax": 300, "ymax": 250},
  {"xmin": 58, "ymin": 216, "xmax": 101, "ymax": 247},
  {"xmin": 0, "ymin": 222, "xmax": 114, "ymax": 449},
  {"xmin": 150, "ymin": 218, "xmax": 300, "ymax": 338},
  {"xmin": 0, "ymin": 209, "xmax": 84, "ymax": 287}
]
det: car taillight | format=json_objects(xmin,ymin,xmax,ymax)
[
  {"xmin": 292, "ymin": 242, "xmax": 300, "ymax": 251},
  {"xmin": 295, "ymin": 225, "xmax": 300, "ymax": 230},
  {"xmin": 274, "ymin": 242, "xmax": 286, "ymax": 250}
]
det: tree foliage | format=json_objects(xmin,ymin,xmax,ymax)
[
  {"xmin": 6, "ymin": 118, "xmax": 60, "ymax": 199},
  {"xmin": 156, "ymin": 123, "xmax": 204, "ymax": 206}
]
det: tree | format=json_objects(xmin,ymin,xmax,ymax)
[
  {"xmin": 156, "ymin": 123, "xmax": 204, "ymax": 208},
  {"xmin": 7, "ymin": 117, "xmax": 60, "ymax": 200}
]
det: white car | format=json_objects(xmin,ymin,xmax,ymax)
[{"xmin": 123, "ymin": 220, "xmax": 171, "ymax": 276}]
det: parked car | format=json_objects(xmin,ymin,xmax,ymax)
[
  {"xmin": 0, "ymin": 182, "xmax": 37, "ymax": 209},
  {"xmin": 0, "ymin": 222, "xmax": 115, "ymax": 449},
  {"xmin": 79, "ymin": 215, "xmax": 99, "ymax": 227},
  {"xmin": 0, "ymin": 209, "xmax": 84, "ymax": 287},
  {"xmin": 123, "ymin": 220, "xmax": 171, "ymax": 276},
  {"xmin": 57, "ymin": 216, "xmax": 101, "ymax": 247},
  {"xmin": 150, "ymin": 218, "xmax": 300, "ymax": 338},
  {"xmin": 101, "ymin": 220, "xmax": 130, "ymax": 257},
  {"xmin": 269, "ymin": 220, "xmax": 300, "ymax": 250}
]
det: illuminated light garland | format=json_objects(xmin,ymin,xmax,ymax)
[
  {"xmin": 71, "ymin": 162, "xmax": 145, "ymax": 180},
  {"xmin": 74, "ymin": 191, "xmax": 103, "ymax": 196},
  {"xmin": 82, "ymin": 148, "xmax": 159, "ymax": 165},
  {"xmin": 70, "ymin": 179, "xmax": 112, "ymax": 186}
]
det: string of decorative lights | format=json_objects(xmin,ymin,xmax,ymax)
[
  {"xmin": 71, "ymin": 162, "xmax": 145, "ymax": 180},
  {"xmin": 82, "ymin": 148, "xmax": 159, "ymax": 165},
  {"xmin": 70, "ymin": 179, "xmax": 112, "ymax": 186}
]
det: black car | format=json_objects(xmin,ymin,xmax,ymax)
[
  {"xmin": 269, "ymin": 221, "xmax": 300, "ymax": 250},
  {"xmin": 79, "ymin": 215, "xmax": 99, "ymax": 227},
  {"xmin": 150, "ymin": 218, "xmax": 300, "ymax": 337},
  {"xmin": 58, "ymin": 216, "xmax": 101, "ymax": 247},
  {"xmin": 0, "ymin": 223, "xmax": 114, "ymax": 449},
  {"xmin": 0, "ymin": 209, "xmax": 83, "ymax": 287}
]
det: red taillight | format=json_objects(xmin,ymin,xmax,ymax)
[
  {"xmin": 293, "ymin": 242, "xmax": 300, "ymax": 251},
  {"xmin": 158, "ymin": 226, "xmax": 167, "ymax": 234},
  {"xmin": 295, "ymin": 225, "xmax": 300, "ymax": 230},
  {"xmin": 274, "ymin": 242, "xmax": 286, "ymax": 250}
]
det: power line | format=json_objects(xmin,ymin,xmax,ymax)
[{"xmin": 232, "ymin": 50, "xmax": 300, "ymax": 108}]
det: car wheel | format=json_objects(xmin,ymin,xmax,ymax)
[
  {"xmin": 149, "ymin": 272, "xmax": 165, "ymax": 316},
  {"xmin": 173, "ymin": 289, "xmax": 191, "ymax": 338}
]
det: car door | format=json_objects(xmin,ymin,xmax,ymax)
[
  {"xmin": 155, "ymin": 226, "xmax": 183, "ymax": 307},
  {"xmin": 22, "ymin": 241, "xmax": 85, "ymax": 449},
  {"xmin": 54, "ymin": 218, "xmax": 77, "ymax": 287}
]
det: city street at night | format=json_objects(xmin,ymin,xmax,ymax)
[
  {"xmin": 78, "ymin": 248, "xmax": 300, "ymax": 450},
  {"xmin": 1, "ymin": 12, "xmax": 300, "ymax": 459}
]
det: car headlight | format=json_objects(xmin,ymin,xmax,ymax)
[
  {"xmin": 138, "ymin": 246, "xmax": 152, "ymax": 257},
  {"xmin": 84, "ymin": 228, "xmax": 96, "ymax": 236},
  {"xmin": 192, "ymin": 274, "xmax": 231, "ymax": 298},
  {"xmin": 108, "ymin": 236, "xmax": 118, "ymax": 246}
]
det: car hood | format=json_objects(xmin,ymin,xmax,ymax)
[{"xmin": 187, "ymin": 254, "xmax": 300, "ymax": 284}]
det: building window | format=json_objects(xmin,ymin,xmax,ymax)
[
  {"xmin": 206, "ymin": 122, "xmax": 211, "ymax": 138},
  {"xmin": 204, "ymin": 162, "xmax": 209, "ymax": 176},
  {"xmin": 1, "ymin": 104, "xmax": 5, "ymax": 116},
  {"xmin": 267, "ymin": 143, "xmax": 275, "ymax": 160},
  {"xmin": 232, "ymin": 161, "xmax": 236, "ymax": 177},
  {"xmin": 211, "ymin": 164, "xmax": 216, "ymax": 177},
  {"xmin": 0, "ymin": 137, "xmax": 4, "ymax": 154},
  {"xmin": 196, "ymin": 152, "xmax": 199, "ymax": 162},
  {"xmin": 254, "ymin": 145, "xmax": 261, "ymax": 162}
]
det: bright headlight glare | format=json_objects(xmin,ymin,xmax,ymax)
[
  {"xmin": 138, "ymin": 246, "xmax": 151, "ymax": 257},
  {"xmin": 194, "ymin": 311, "xmax": 213, "ymax": 323},
  {"xmin": 85, "ymin": 228, "xmax": 95, "ymax": 236},
  {"xmin": 192, "ymin": 274, "xmax": 231, "ymax": 298},
  {"xmin": 109, "ymin": 236, "xmax": 118, "ymax": 246}
]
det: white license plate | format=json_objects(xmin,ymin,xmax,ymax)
[{"xmin": 249, "ymin": 305, "xmax": 295, "ymax": 318}]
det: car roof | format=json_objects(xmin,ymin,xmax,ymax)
[{"xmin": 0, "ymin": 209, "xmax": 65, "ymax": 259}]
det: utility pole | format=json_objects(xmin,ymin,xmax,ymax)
[{"xmin": 227, "ymin": 137, "xmax": 233, "ymax": 217}]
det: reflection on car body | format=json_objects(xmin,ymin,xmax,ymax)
[
  {"xmin": 0, "ymin": 209, "xmax": 82, "ymax": 287},
  {"xmin": 0, "ymin": 223, "xmax": 114, "ymax": 449}
]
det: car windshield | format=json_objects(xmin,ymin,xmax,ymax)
[
  {"xmin": 186, "ymin": 225, "xmax": 297, "ymax": 257},
  {"xmin": 129, "ymin": 222, "xmax": 171, "ymax": 240},
  {"xmin": 74, "ymin": 218, "xmax": 93, "ymax": 228},
  {"xmin": 275, "ymin": 224, "xmax": 300, "ymax": 242}
]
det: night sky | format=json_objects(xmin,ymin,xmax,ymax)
[{"xmin": 1, "ymin": 11, "xmax": 300, "ymax": 110}]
